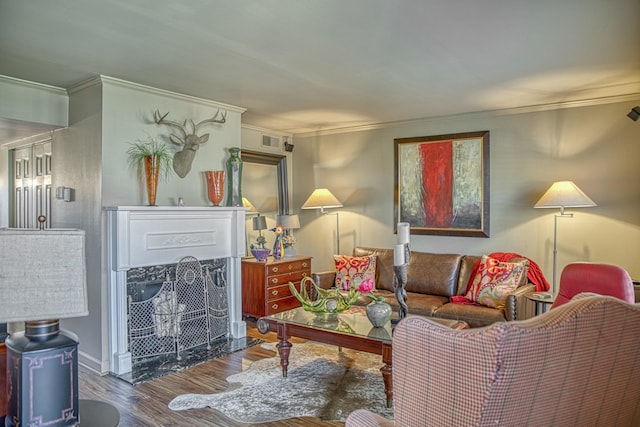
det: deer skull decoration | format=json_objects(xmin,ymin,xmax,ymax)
[{"xmin": 153, "ymin": 109, "xmax": 227, "ymax": 178}]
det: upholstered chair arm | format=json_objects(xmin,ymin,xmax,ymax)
[
  {"xmin": 345, "ymin": 409, "xmax": 394, "ymax": 427},
  {"xmin": 504, "ymin": 283, "xmax": 536, "ymax": 321},
  {"xmin": 311, "ymin": 271, "xmax": 336, "ymax": 289}
]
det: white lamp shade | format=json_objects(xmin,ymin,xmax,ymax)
[
  {"xmin": 301, "ymin": 188, "xmax": 343, "ymax": 210},
  {"xmin": 0, "ymin": 228, "xmax": 89, "ymax": 322},
  {"xmin": 277, "ymin": 214, "xmax": 300, "ymax": 229},
  {"xmin": 534, "ymin": 181, "xmax": 597, "ymax": 209}
]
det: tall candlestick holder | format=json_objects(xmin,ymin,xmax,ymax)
[{"xmin": 392, "ymin": 243, "xmax": 411, "ymax": 325}]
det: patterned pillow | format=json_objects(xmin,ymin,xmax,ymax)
[
  {"xmin": 334, "ymin": 255, "xmax": 377, "ymax": 291},
  {"xmin": 465, "ymin": 255, "xmax": 529, "ymax": 309}
]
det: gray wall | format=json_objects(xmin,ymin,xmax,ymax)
[{"xmin": 292, "ymin": 99, "xmax": 640, "ymax": 284}]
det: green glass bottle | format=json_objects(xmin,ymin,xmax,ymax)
[{"xmin": 225, "ymin": 147, "xmax": 243, "ymax": 206}]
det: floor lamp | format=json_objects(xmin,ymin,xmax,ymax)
[
  {"xmin": 301, "ymin": 188, "xmax": 343, "ymax": 254},
  {"xmin": 534, "ymin": 181, "xmax": 597, "ymax": 295}
]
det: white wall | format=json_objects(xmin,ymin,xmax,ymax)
[
  {"xmin": 293, "ymin": 99, "xmax": 640, "ymax": 285},
  {"xmin": 100, "ymin": 76, "xmax": 245, "ymax": 208}
]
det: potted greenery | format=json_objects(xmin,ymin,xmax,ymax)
[{"xmin": 126, "ymin": 137, "xmax": 173, "ymax": 206}]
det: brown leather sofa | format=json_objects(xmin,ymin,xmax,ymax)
[{"xmin": 312, "ymin": 246, "xmax": 536, "ymax": 327}]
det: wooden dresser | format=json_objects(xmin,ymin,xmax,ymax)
[{"xmin": 242, "ymin": 256, "xmax": 311, "ymax": 319}]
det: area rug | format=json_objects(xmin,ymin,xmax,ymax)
[{"xmin": 168, "ymin": 342, "xmax": 395, "ymax": 423}]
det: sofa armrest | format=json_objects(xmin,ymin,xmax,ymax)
[
  {"xmin": 311, "ymin": 271, "xmax": 336, "ymax": 290},
  {"xmin": 345, "ymin": 409, "xmax": 394, "ymax": 427},
  {"xmin": 505, "ymin": 283, "xmax": 536, "ymax": 321}
]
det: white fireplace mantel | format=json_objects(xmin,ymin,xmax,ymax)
[{"xmin": 106, "ymin": 206, "xmax": 247, "ymax": 375}]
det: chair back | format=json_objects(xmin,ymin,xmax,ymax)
[{"xmin": 552, "ymin": 262, "xmax": 635, "ymax": 309}]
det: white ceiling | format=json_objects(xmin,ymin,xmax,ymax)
[{"xmin": 1, "ymin": 0, "xmax": 639, "ymax": 139}]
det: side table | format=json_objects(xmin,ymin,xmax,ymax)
[{"xmin": 526, "ymin": 292, "xmax": 555, "ymax": 316}]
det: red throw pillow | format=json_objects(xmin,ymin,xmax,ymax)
[
  {"xmin": 465, "ymin": 255, "xmax": 529, "ymax": 309},
  {"xmin": 333, "ymin": 255, "xmax": 376, "ymax": 291}
]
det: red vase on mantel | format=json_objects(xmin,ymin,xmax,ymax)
[{"xmin": 205, "ymin": 170, "xmax": 225, "ymax": 206}]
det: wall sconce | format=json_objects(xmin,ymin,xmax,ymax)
[{"xmin": 627, "ymin": 106, "xmax": 640, "ymax": 121}]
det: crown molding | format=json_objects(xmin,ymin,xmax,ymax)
[
  {"xmin": 241, "ymin": 123, "xmax": 293, "ymax": 139},
  {"xmin": 0, "ymin": 74, "xmax": 67, "ymax": 95},
  {"xmin": 293, "ymin": 92, "xmax": 640, "ymax": 138},
  {"xmin": 68, "ymin": 75, "xmax": 247, "ymax": 113}
]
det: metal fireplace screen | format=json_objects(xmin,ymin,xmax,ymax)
[{"xmin": 128, "ymin": 256, "xmax": 229, "ymax": 361}]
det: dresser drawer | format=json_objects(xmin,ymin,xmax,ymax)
[
  {"xmin": 266, "ymin": 283, "xmax": 297, "ymax": 301},
  {"xmin": 268, "ymin": 259, "xmax": 310, "ymax": 275},
  {"xmin": 265, "ymin": 296, "xmax": 301, "ymax": 315},
  {"xmin": 267, "ymin": 270, "xmax": 308, "ymax": 286}
]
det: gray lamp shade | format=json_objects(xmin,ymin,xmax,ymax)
[
  {"xmin": 252, "ymin": 215, "xmax": 267, "ymax": 231},
  {"xmin": 277, "ymin": 214, "xmax": 300, "ymax": 229},
  {"xmin": 0, "ymin": 228, "xmax": 89, "ymax": 323}
]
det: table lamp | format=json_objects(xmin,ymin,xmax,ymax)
[
  {"xmin": 534, "ymin": 180, "xmax": 597, "ymax": 295},
  {"xmin": 301, "ymin": 188, "xmax": 343, "ymax": 254},
  {"xmin": 252, "ymin": 214, "xmax": 268, "ymax": 249},
  {"xmin": 277, "ymin": 214, "xmax": 300, "ymax": 257},
  {"xmin": 0, "ymin": 227, "xmax": 88, "ymax": 427}
]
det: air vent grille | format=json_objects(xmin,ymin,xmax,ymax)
[{"xmin": 262, "ymin": 135, "xmax": 281, "ymax": 148}]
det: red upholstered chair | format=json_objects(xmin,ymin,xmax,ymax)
[{"xmin": 551, "ymin": 262, "xmax": 635, "ymax": 309}]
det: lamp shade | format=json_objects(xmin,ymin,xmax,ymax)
[
  {"xmin": 0, "ymin": 228, "xmax": 88, "ymax": 323},
  {"xmin": 277, "ymin": 214, "xmax": 300, "ymax": 229},
  {"xmin": 534, "ymin": 181, "xmax": 597, "ymax": 209},
  {"xmin": 252, "ymin": 215, "xmax": 267, "ymax": 231},
  {"xmin": 242, "ymin": 197, "xmax": 257, "ymax": 212},
  {"xmin": 301, "ymin": 188, "xmax": 343, "ymax": 210}
]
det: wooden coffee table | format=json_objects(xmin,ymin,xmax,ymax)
[{"xmin": 257, "ymin": 306, "xmax": 468, "ymax": 407}]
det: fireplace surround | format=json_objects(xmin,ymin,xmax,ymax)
[{"xmin": 106, "ymin": 206, "xmax": 247, "ymax": 375}]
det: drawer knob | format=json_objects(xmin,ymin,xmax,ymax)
[
  {"xmin": 302, "ymin": 272, "xmax": 307, "ymax": 277},
  {"xmin": 302, "ymin": 262, "xmax": 308, "ymax": 267},
  {"xmin": 271, "ymin": 278, "xmax": 278, "ymax": 284},
  {"xmin": 288, "ymin": 264, "xmax": 293, "ymax": 271},
  {"xmin": 271, "ymin": 267, "xmax": 279, "ymax": 273},
  {"xmin": 271, "ymin": 303, "xmax": 279, "ymax": 310},
  {"xmin": 272, "ymin": 290, "xmax": 278, "ymax": 296}
]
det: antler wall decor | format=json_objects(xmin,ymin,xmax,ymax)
[{"xmin": 153, "ymin": 109, "xmax": 227, "ymax": 178}]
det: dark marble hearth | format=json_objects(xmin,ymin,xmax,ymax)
[{"xmin": 116, "ymin": 336, "xmax": 263, "ymax": 385}]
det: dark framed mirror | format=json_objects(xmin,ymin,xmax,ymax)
[{"xmin": 241, "ymin": 150, "xmax": 289, "ymax": 215}]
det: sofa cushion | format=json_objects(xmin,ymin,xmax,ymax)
[
  {"xmin": 353, "ymin": 247, "xmax": 395, "ymax": 292},
  {"xmin": 465, "ymin": 255, "xmax": 529, "ymax": 308},
  {"xmin": 333, "ymin": 254, "xmax": 377, "ymax": 291}
]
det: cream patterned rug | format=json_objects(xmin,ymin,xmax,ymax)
[{"xmin": 168, "ymin": 342, "xmax": 395, "ymax": 423}]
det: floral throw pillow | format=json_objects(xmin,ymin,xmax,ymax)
[
  {"xmin": 465, "ymin": 255, "xmax": 529, "ymax": 309},
  {"xmin": 334, "ymin": 255, "xmax": 377, "ymax": 291}
]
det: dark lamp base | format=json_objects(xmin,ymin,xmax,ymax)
[{"xmin": 5, "ymin": 322, "xmax": 79, "ymax": 427}]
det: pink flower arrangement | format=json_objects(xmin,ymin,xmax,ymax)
[{"xmin": 355, "ymin": 278, "xmax": 384, "ymax": 302}]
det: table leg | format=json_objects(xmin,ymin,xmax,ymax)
[
  {"xmin": 276, "ymin": 323, "xmax": 292, "ymax": 377},
  {"xmin": 381, "ymin": 343, "xmax": 393, "ymax": 408}
]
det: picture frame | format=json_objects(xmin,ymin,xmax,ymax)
[{"xmin": 394, "ymin": 131, "xmax": 490, "ymax": 237}]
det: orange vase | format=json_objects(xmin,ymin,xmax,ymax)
[
  {"xmin": 144, "ymin": 155, "xmax": 160, "ymax": 206},
  {"xmin": 205, "ymin": 170, "xmax": 225, "ymax": 206}
]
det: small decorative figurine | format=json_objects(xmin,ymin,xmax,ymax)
[{"xmin": 271, "ymin": 225, "xmax": 285, "ymax": 260}]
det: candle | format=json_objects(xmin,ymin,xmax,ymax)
[
  {"xmin": 397, "ymin": 222, "xmax": 410, "ymax": 244},
  {"xmin": 394, "ymin": 244, "xmax": 405, "ymax": 266}
]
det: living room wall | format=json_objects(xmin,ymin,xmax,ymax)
[{"xmin": 292, "ymin": 98, "xmax": 640, "ymax": 284}]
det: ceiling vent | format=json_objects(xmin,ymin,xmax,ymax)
[{"xmin": 261, "ymin": 135, "xmax": 281, "ymax": 149}]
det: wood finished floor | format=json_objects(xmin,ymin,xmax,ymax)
[{"xmin": 78, "ymin": 321, "xmax": 343, "ymax": 427}]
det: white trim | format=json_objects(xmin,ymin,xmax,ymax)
[
  {"xmin": 293, "ymin": 92, "xmax": 640, "ymax": 138},
  {"xmin": 68, "ymin": 75, "xmax": 247, "ymax": 114},
  {"xmin": 0, "ymin": 74, "xmax": 67, "ymax": 95}
]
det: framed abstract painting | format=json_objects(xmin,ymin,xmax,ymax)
[{"xmin": 394, "ymin": 131, "xmax": 490, "ymax": 237}]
